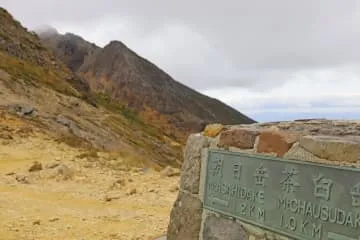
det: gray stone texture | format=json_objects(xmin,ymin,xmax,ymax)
[
  {"xmin": 283, "ymin": 142, "xmax": 323, "ymax": 162},
  {"xmin": 199, "ymin": 148, "xmax": 208, "ymax": 202},
  {"xmin": 166, "ymin": 120, "xmax": 360, "ymax": 240},
  {"xmin": 299, "ymin": 135, "xmax": 360, "ymax": 162},
  {"xmin": 203, "ymin": 215, "xmax": 248, "ymax": 240},
  {"xmin": 167, "ymin": 191, "xmax": 203, "ymax": 240},
  {"xmin": 180, "ymin": 133, "xmax": 209, "ymax": 194}
]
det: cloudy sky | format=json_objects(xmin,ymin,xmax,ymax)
[{"xmin": 2, "ymin": 0, "xmax": 360, "ymax": 122}]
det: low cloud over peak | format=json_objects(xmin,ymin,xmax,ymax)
[{"xmin": 33, "ymin": 25, "xmax": 58, "ymax": 36}]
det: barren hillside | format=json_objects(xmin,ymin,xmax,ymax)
[{"xmin": 0, "ymin": 113, "xmax": 179, "ymax": 240}]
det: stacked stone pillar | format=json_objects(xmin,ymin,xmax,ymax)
[{"xmin": 167, "ymin": 120, "xmax": 360, "ymax": 240}]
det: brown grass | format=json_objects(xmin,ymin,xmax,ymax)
[
  {"xmin": 76, "ymin": 149, "xmax": 99, "ymax": 159},
  {"xmin": 0, "ymin": 52, "xmax": 79, "ymax": 96},
  {"xmin": 55, "ymin": 134, "xmax": 92, "ymax": 149}
]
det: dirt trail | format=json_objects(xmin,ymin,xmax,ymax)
[{"xmin": 0, "ymin": 130, "xmax": 178, "ymax": 240}]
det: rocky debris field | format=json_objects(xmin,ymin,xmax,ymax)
[{"xmin": 0, "ymin": 116, "xmax": 179, "ymax": 240}]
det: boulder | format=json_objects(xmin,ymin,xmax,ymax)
[
  {"xmin": 180, "ymin": 134, "xmax": 209, "ymax": 194},
  {"xmin": 257, "ymin": 130, "xmax": 298, "ymax": 157},
  {"xmin": 167, "ymin": 191, "xmax": 203, "ymax": 240},
  {"xmin": 218, "ymin": 128, "xmax": 259, "ymax": 149},
  {"xmin": 161, "ymin": 166, "xmax": 180, "ymax": 177},
  {"xmin": 203, "ymin": 124, "xmax": 225, "ymax": 138},
  {"xmin": 28, "ymin": 161, "xmax": 43, "ymax": 172},
  {"xmin": 299, "ymin": 135, "xmax": 360, "ymax": 162},
  {"xmin": 8, "ymin": 104, "xmax": 37, "ymax": 117},
  {"xmin": 203, "ymin": 215, "xmax": 248, "ymax": 240}
]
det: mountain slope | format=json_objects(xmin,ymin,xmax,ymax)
[
  {"xmin": 0, "ymin": 8, "xmax": 80, "ymax": 96},
  {"xmin": 0, "ymin": 7, "xmax": 182, "ymax": 167},
  {"xmin": 40, "ymin": 32, "xmax": 256, "ymax": 141},
  {"xmin": 0, "ymin": 9, "xmax": 180, "ymax": 240}
]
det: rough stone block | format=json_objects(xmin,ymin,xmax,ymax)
[
  {"xmin": 209, "ymin": 136, "xmax": 220, "ymax": 149},
  {"xmin": 239, "ymin": 222, "xmax": 290, "ymax": 240},
  {"xmin": 248, "ymin": 236, "xmax": 256, "ymax": 240},
  {"xmin": 202, "ymin": 215, "xmax": 248, "ymax": 240},
  {"xmin": 199, "ymin": 148, "xmax": 209, "ymax": 202},
  {"xmin": 283, "ymin": 142, "xmax": 323, "ymax": 162},
  {"xmin": 180, "ymin": 133, "xmax": 209, "ymax": 194},
  {"xmin": 238, "ymin": 222, "xmax": 266, "ymax": 238},
  {"xmin": 299, "ymin": 135, "xmax": 360, "ymax": 162},
  {"xmin": 167, "ymin": 191, "xmax": 203, "ymax": 240},
  {"xmin": 218, "ymin": 128, "xmax": 259, "ymax": 149},
  {"xmin": 256, "ymin": 130, "xmax": 298, "ymax": 157},
  {"xmin": 203, "ymin": 124, "xmax": 225, "ymax": 138}
]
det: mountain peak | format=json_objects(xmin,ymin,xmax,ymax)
[
  {"xmin": 105, "ymin": 40, "xmax": 130, "ymax": 52},
  {"xmin": 108, "ymin": 40, "xmax": 127, "ymax": 46}
]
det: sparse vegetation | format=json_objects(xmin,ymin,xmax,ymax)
[
  {"xmin": 76, "ymin": 149, "xmax": 99, "ymax": 159},
  {"xmin": 114, "ymin": 149, "xmax": 150, "ymax": 168},
  {"xmin": 0, "ymin": 52, "xmax": 79, "ymax": 96},
  {"xmin": 55, "ymin": 134, "xmax": 92, "ymax": 149},
  {"xmin": 96, "ymin": 92, "xmax": 143, "ymax": 125}
]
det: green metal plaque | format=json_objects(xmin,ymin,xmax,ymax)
[{"xmin": 204, "ymin": 149, "xmax": 360, "ymax": 240}]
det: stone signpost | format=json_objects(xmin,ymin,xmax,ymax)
[
  {"xmin": 167, "ymin": 120, "xmax": 360, "ymax": 240},
  {"xmin": 205, "ymin": 150, "xmax": 360, "ymax": 240}
]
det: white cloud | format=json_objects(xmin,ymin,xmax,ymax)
[
  {"xmin": 203, "ymin": 66, "xmax": 360, "ymax": 115},
  {"xmin": 54, "ymin": 16, "xmax": 137, "ymax": 47}
]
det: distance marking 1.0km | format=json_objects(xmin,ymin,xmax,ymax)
[{"xmin": 203, "ymin": 149, "xmax": 360, "ymax": 240}]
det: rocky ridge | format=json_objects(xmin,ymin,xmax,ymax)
[{"xmin": 39, "ymin": 29, "xmax": 256, "ymax": 142}]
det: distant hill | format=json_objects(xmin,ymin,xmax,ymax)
[{"xmin": 39, "ymin": 31, "xmax": 256, "ymax": 141}]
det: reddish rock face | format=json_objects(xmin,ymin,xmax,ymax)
[
  {"xmin": 39, "ymin": 31, "xmax": 256, "ymax": 145},
  {"xmin": 257, "ymin": 130, "xmax": 298, "ymax": 156},
  {"xmin": 218, "ymin": 128, "xmax": 259, "ymax": 149}
]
